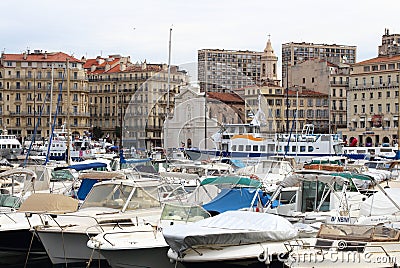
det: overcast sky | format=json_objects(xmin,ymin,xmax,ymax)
[{"xmin": 2, "ymin": 0, "xmax": 399, "ymax": 79}]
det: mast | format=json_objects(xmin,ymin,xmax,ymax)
[
  {"xmin": 50, "ymin": 63, "xmax": 53, "ymax": 137},
  {"xmin": 165, "ymin": 26, "xmax": 172, "ymax": 151},
  {"xmin": 66, "ymin": 58, "xmax": 71, "ymax": 165}
]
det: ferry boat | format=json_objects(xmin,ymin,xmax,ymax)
[{"xmin": 185, "ymin": 124, "xmax": 344, "ymax": 163}]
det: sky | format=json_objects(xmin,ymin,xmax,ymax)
[{"xmin": 1, "ymin": 0, "xmax": 399, "ymax": 80}]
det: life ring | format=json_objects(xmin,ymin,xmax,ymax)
[{"xmin": 85, "ymin": 150, "xmax": 90, "ymax": 154}]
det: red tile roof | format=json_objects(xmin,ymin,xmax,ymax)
[
  {"xmin": 356, "ymin": 55, "xmax": 400, "ymax": 65},
  {"xmin": 207, "ymin": 92, "xmax": 244, "ymax": 103},
  {"xmin": 2, "ymin": 52, "xmax": 83, "ymax": 63}
]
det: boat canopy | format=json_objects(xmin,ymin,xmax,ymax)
[
  {"xmin": 202, "ymin": 188, "xmax": 277, "ymax": 214},
  {"xmin": 279, "ymin": 171, "xmax": 358, "ymax": 188},
  {"xmin": 360, "ymin": 188, "xmax": 400, "ymax": 216},
  {"xmin": 163, "ymin": 210, "xmax": 298, "ymax": 256},
  {"xmin": 201, "ymin": 176, "xmax": 262, "ymax": 188},
  {"xmin": 55, "ymin": 162, "xmax": 107, "ymax": 171},
  {"xmin": 18, "ymin": 193, "xmax": 78, "ymax": 213}
]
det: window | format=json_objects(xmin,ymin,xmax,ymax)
[
  {"xmin": 363, "ymin": 66, "xmax": 370, "ymax": 72},
  {"xmin": 387, "ymin": 103, "xmax": 391, "ymax": 113},
  {"xmin": 370, "ymin": 104, "xmax": 373, "ymax": 113},
  {"xmin": 362, "ymin": 93, "xmax": 365, "ymax": 99},
  {"xmin": 372, "ymin": 65, "xmax": 378, "ymax": 71},
  {"xmin": 361, "ymin": 105, "xmax": 365, "ymax": 113},
  {"xmin": 16, "ymin": 93, "xmax": 21, "ymax": 101},
  {"xmin": 387, "ymin": 91, "xmax": 390, "ymax": 98},
  {"xmin": 380, "ymin": 64, "xmax": 386, "ymax": 70},
  {"xmin": 354, "ymin": 93, "xmax": 357, "ymax": 100},
  {"xmin": 16, "ymin": 82, "xmax": 20, "ymax": 89},
  {"xmin": 253, "ymin": 145, "xmax": 258, "ymax": 152},
  {"xmin": 363, "ymin": 77, "xmax": 366, "ymax": 86},
  {"xmin": 16, "ymin": 105, "xmax": 20, "ymax": 114},
  {"xmin": 379, "ymin": 76, "xmax": 383, "ymax": 85},
  {"xmin": 73, "ymin": 93, "xmax": 78, "ymax": 101},
  {"xmin": 245, "ymin": 145, "xmax": 251, "ymax": 151},
  {"xmin": 308, "ymin": 146, "xmax": 314, "ymax": 152},
  {"xmin": 371, "ymin": 77, "xmax": 374, "ymax": 86},
  {"xmin": 370, "ymin": 92, "xmax": 373, "ymax": 99},
  {"xmin": 378, "ymin": 104, "xmax": 382, "ymax": 113},
  {"xmin": 354, "ymin": 105, "xmax": 357, "ymax": 114},
  {"xmin": 355, "ymin": 78, "xmax": 358, "ymax": 86},
  {"xmin": 73, "ymin": 106, "xmax": 78, "ymax": 114}
]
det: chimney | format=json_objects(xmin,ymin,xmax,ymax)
[{"xmin": 23, "ymin": 52, "xmax": 27, "ymax": 60}]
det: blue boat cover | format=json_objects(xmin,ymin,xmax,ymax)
[
  {"xmin": 202, "ymin": 188, "xmax": 278, "ymax": 214},
  {"xmin": 76, "ymin": 178, "xmax": 99, "ymax": 200}
]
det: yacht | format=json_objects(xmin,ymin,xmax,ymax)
[{"xmin": 0, "ymin": 131, "xmax": 23, "ymax": 160}]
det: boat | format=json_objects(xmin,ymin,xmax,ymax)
[
  {"xmin": 86, "ymin": 203, "xmax": 211, "ymax": 268},
  {"xmin": 0, "ymin": 128, "xmax": 23, "ymax": 160},
  {"xmin": 0, "ymin": 193, "xmax": 78, "ymax": 264},
  {"xmin": 185, "ymin": 123, "xmax": 344, "ymax": 163},
  {"xmin": 33, "ymin": 176, "xmax": 168, "ymax": 265},
  {"xmin": 164, "ymin": 210, "xmax": 298, "ymax": 267},
  {"xmin": 343, "ymin": 145, "xmax": 397, "ymax": 160},
  {"xmin": 283, "ymin": 223, "xmax": 400, "ymax": 268}
]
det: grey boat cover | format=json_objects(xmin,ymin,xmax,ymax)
[{"xmin": 163, "ymin": 210, "xmax": 297, "ymax": 256}]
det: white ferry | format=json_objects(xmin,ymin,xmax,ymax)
[{"xmin": 185, "ymin": 124, "xmax": 344, "ymax": 163}]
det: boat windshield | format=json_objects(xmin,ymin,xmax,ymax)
[
  {"xmin": 160, "ymin": 203, "xmax": 211, "ymax": 223},
  {"xmin": 80, "ymin": 183, "xmax": 160, "ymax": 210}
]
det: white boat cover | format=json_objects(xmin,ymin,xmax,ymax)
[
  {"xmin": 360, "ymin": 188, "xmax": 400, "ymax": 216},
  {"xmin": 163, "ymin": 210, "xmax": 297, "ymax": 255},
  {"xmin": 280, "ymin": 171, "xmax": 348, "ymax": 188}
]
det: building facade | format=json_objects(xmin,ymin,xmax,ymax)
[
  {"xmin": 198, "ymin": 49, "xmax": 262, "ymax": 93},
  {"xmin": 282, "ymin": 42, "xmax": 356, "ymax": 88},
  {"xmin": 0, "ymin": 50, "xmax": 88, "ymax": 140},
  {"xmin": 340, "ymin": 55, "xmax": 400, "ymax": 146},
  {"xmin": 290, "ymin": 58, "xmax": 349, "ymax": 133},
  {"xmin": 85, "ymin": 56, "xmax": 188, "ymax": 149}
]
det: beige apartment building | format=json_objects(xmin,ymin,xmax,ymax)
[
  {"xmin": 85, "ymin": 56, "xmax": 188, "ymax": 149},
  {"xmin": 290, "ymin": 58, "xmax": 349, "ymax": 133},
  {"xmin": 340, "ymin": 55, "xmax": 400, "ymax": 146},
  {"xmin": 0, "ymin": 50, "xmax": 88, "ymax": 140}
]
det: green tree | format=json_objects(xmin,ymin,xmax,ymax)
[{"xmin": 92, "ymin": 126, "xmax": 104, "ymax": 140}]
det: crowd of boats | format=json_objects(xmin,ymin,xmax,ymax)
[{"xmin": 1, "ymin": 122, "xmax": 400, "ymax": 267}]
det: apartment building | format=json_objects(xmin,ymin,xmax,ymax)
[
  {"xmin": 85, "ymin": 56, "xmax": 188, "ymax": 149},
  {"xmin": 282, "ymin": 42, "xmax": 356, "ymax": 88},
  {"xmin": 198, "ymin": 37, "xmax": 278, "ymax": 94},
  {"xmin": 290, "ymin": 58, "xmax": 350, "ymax": 132},
  {"xmin": 0, "ymin": 50, "xmax": 88, "ymax": 140},
  {"xmin": 341, "ymin": 55, "xmax": 400, "ymax": 146}
]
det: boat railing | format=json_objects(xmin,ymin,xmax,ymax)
[
  {"xmin": 284, "ymin": 240, "xmax": 393, "ymax": 259},
  {"xmin": 93, "ymin": 228, "xmax": 159, "ymax": 247}
]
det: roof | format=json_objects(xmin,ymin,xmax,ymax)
[
  {"xmin": 207, "ymin": 92, "xmax": 244, "ymax": 103},
  {"xmin": 355, "ymin": 55, "xmax": 400, "ymax": 65},
  {"xmin": 2, "ymin": 52, "xmax": 83, "ymax": 63}
]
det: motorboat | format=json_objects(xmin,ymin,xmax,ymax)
[
  {"xmin": 283, "ymin": 223, "xmax": 400, "ymax": 267},
  {"xmin": 86, "ymin": 203, "xmax": 211, "ymax": 268},
  {"xmin": 33, "ymin": 177, "xmax": 166, "ymax": 265},
  {"xmin": 0, "ymin": 193, "xmax": 78, "ymax": 264},
  {"xmin": 164, "ymin": 210, "xmax": 298, "ymax": 267}
]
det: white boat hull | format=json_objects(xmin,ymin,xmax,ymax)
[
  {"xmin": 35, "ymin": 229, "xmax": 105, "ymax": 264},
  {"xmin": 100, "ymin": 246, "xmax": 171, "ymax": 268}
]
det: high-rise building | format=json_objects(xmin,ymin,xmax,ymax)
[
  {"xmin": 0, "ymin": 50, "xmax": 88, "ymax": 140},
  {"xmin": 198, "ymin": 49, "xmax": 262, "ymax": 93},
  {"xmin": 198, "ymin": 37, "xmax": 279, "ymax": 93},
  {"xmin": 282, "ymin": 42, "xmax": 357, "ymax": 87}
]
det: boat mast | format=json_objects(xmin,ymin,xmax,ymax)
[
  {"xmin": 66, "ymin": 58, "xmax": 71, "ymax": 165},
  {"xmin": 50, "ymin": 63, "xmax": 54, "ymax": 137},
  {"xmin": 165, "ymin": 26, "xmax": 172, "ymax": 152}
]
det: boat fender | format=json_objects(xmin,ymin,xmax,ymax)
[
  {"xmin": 250, "ymin": 174, "xmax": 259, "ymax": 180},
  {"xmin": 258, "ymin": 248, "xmax": 269, "ymax": 264}
]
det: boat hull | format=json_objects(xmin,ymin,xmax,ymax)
[
  {"xmin": 35, "ymin": 230, "xmax": 105, "ymax": 265},
  {"xmin": 100, "ymin": 246, "xmax": 172, "ymax": 268}
]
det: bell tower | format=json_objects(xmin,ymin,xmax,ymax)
[{"xmin": 261, "ymin": 35, "xmax": 278, "ymax": 82}]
